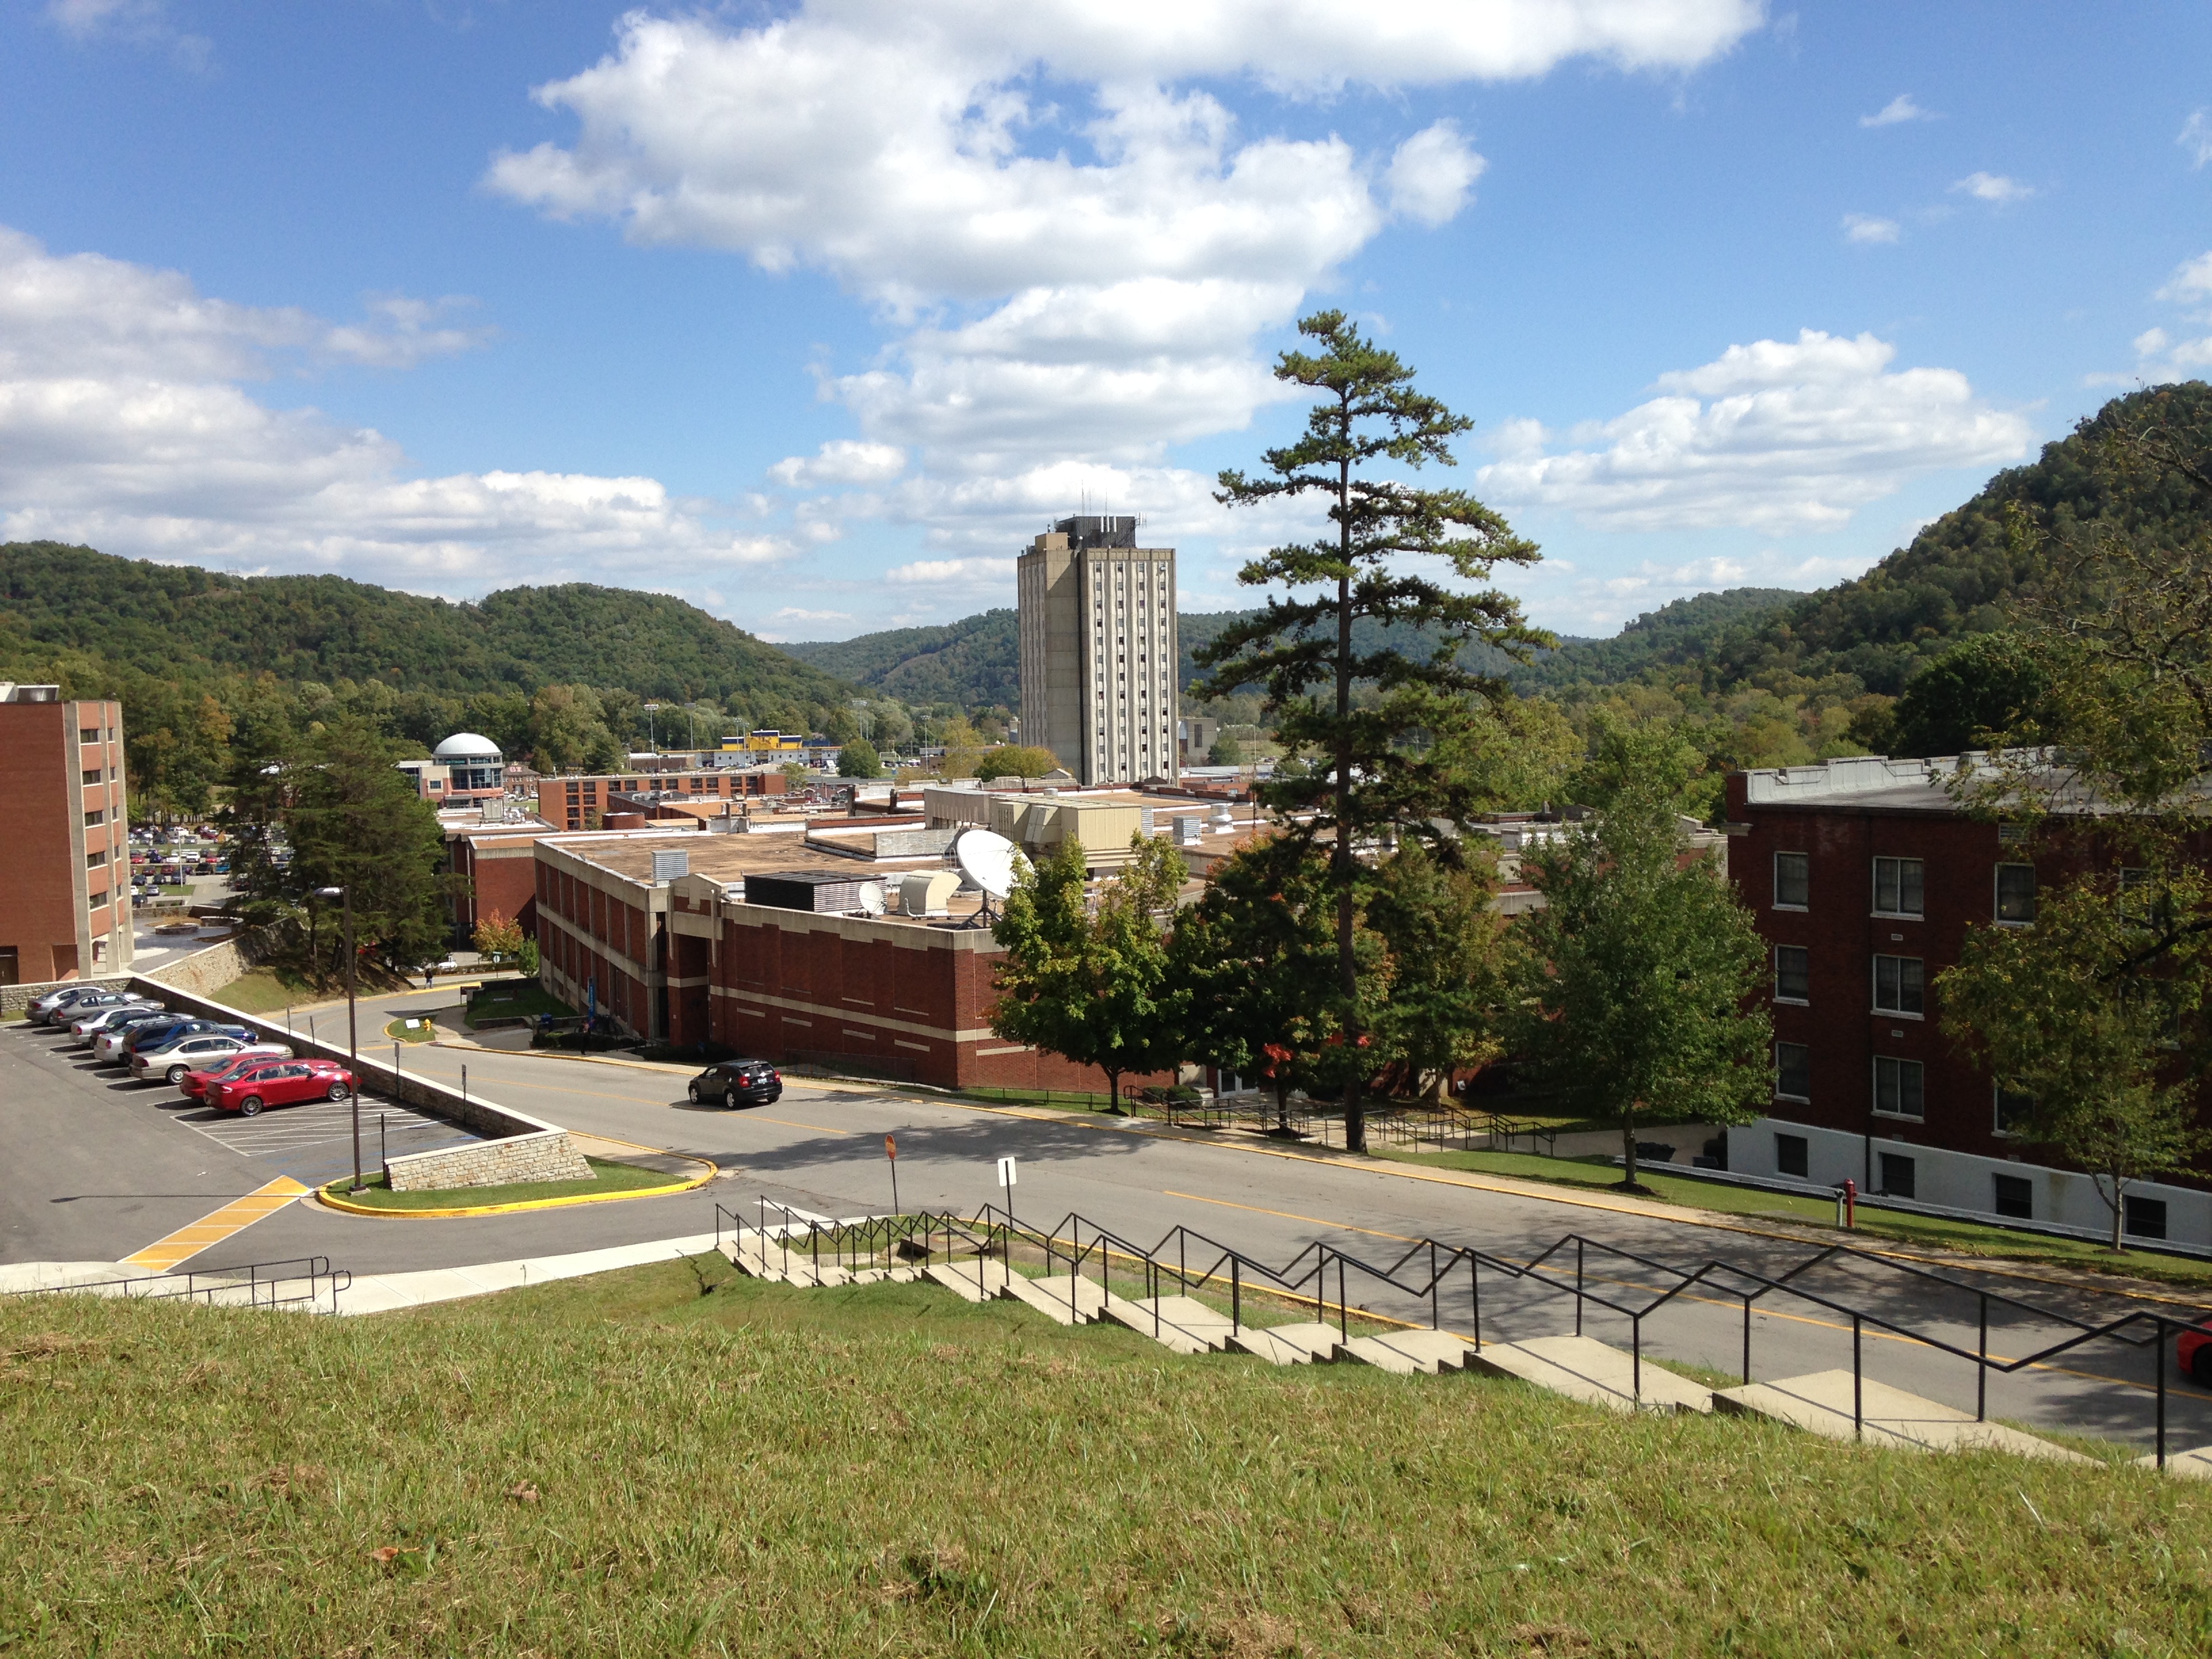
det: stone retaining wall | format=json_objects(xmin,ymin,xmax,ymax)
[
  {"xmin": 2, "ymin": 976, "xmax": 131, "ymax": 1019},
  {"xmin": 125, "ymin": 972, "xmax": 591, "ymax": 1191},
  {"xmin": 384, "ymin": 1131, "xmax": 592, "ymax": 1193},
  {"xmin": 142, "ymin": 933, "xmax": 260, "ymax": 998}
]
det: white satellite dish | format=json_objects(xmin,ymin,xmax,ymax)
[
  {"xmin": 857, "ymin": 881, "xmax": 886, "ymax": 916},
  {"xmin": 955, "ymin": 828, "xmax": 1021, "ymax": 901}
]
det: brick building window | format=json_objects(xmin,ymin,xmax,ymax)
[
  {"xmin": 2126, "ymin": 1194, "xmax": 2169, "ymax": 1240},
  {"xmin": 83, "ymin": 808, "xmax": 103, "ymax": 827},
  {"xmin": 1775, "ymin": 1132, "xmax": 1809, "ymax": 1178},
  {"xmin": 1774, "ymin": 945, "xmax": 1809, "ymax": 1003},
  {"xmin": 1995, "ymin": 863, "xmax": 2037, "ymax": 923},
  {"xmin": 1873, "ymin": 1056, "xmax": 1925, "ymax": 1120},
  {"xmin": 1993, "ymin": 1174, "xmax": 2034, "ymax": 1220},
  {"xmin": 1879, "ymin": 1152, "xmax": 1917, "ymax": 1198},
  {"xmin": 79, "ymin": 727, "xmax": 100, "ymax": 745},
  {"xmin": 1775, "ymin": 1041, "xmax": 1811, "ymax": 1101},
  {"xmin": 1872, "ymin": 955, "xmax": 1925, "ymax": 1017},
  {"xmin": 1872, "ymin": 857, "xmax": 1924, "ymax": 917},
  {"xmin": 1773, "ymin": 851, "xmax": 1809, "ymax": 909}
]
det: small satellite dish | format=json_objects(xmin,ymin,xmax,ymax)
[
  {"xmin": 955, "ymin": 828, "xmax": 1021, "ymax": 901},
  {"xmin": 857, "ymin": 881, "xmax": 886, "ymax": 916}
]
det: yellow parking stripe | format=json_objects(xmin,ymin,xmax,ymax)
[{"xmin": 121, "ymin": 1176, "xmax": 310, "ymax": 1271}]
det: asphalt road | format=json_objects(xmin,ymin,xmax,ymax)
[{"xmin": 8, "ymin": 991, "xmax": 2212, "ymax": 1453}]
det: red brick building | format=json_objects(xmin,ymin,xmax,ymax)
[
  {"xmin": 0, "ymin": 684, "xmax": 130, "ymax": 987},
  {"xmin": 536, "ymin": 767, "xmax": 786, "ymax": 831},
  {"xmin": 1726, "ymin": 754, "xmax": 2212, "ymax": 1246}
]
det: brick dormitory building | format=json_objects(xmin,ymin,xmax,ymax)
[
  {"xmin": 1724, "ymin": 754, "xmax": 2212, "ymax": 1248},
  {"xmin": 0, "ymin": 683, "xmax": 131, "ymax": 987}
]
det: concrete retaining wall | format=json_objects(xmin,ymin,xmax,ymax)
[{"xmin": 125, "ymin": 972, "xmax": 591, "ymax": 1191}]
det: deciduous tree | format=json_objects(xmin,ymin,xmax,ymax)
[
  {"xmin": 991, "ymin": 836, "xmax": 1186, "ymax": 1112},
  {"xmin": 1509, "ymin": 784, "xmax": 1771, "ymax": 1192}
]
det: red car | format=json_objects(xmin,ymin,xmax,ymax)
[
  {"xmin": 207, "ymin": 1059, "xmax": 357, "ymax": 1117},
  {"xmin": 179, "ymin": 1050, "xmax": 300, "ymax": 1102},
  {"xmin": 2180, "ymin": 1324, "xmax": 2212, "ymax": 1386}
]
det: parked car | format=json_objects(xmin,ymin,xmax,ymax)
[
  {"xmin": 687, "ymin": 1058, "xmax": 783, "ymax": 1107},
  {"xmin": 178, "ymin": 1050, "xmax": 299, "ymax": 1101},
  {"xmin": 29, "ymin": 985, "xmax": 114, "ymax": 1025},
  {"xmin": 96, "ymin": 1017, "xmax": 250, "ymax": 1066},
  {"xmin": 45, "ymin": 989, "xmax": 141, "ymax": 1026},
  {"xmin": 132, "ymin": 1032, "xmax": 292, "ymax": 1085},
  {"xmin": 208, "ymin": 1059, "xmax": 356, "ymax": 1116},
  {"xmin": 70, "ymin": 1002, "xmax": 168, "ymax": 1042}
]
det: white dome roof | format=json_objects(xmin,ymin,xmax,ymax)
[{"xmin": 433, "ymin": 731, "xmax": 502, "ymax": 760}]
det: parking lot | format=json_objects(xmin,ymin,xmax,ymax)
[{"xmin": 171, "ymin": 1093, "xmax": 472, "ymax": 1174}]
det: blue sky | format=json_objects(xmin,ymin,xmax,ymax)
[{"xmin": 3, "ymin": 1, "xmax": 2207, "ymax": 643}]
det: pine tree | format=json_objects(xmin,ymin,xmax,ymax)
[{"xmin": 1197, "ymin": 310, "xmax": 1546, "ymax": 1150}]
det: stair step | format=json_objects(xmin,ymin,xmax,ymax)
[
  {"xmin": 1466, "ymin": 1334, "xmax": 1713, "ymax": 1414},
  {"xmin": 1001, "ymin": 1271, "xmax": 1109, "ymax": 1326},
  {"xmin": 1100, "ymin": 1293, "xmax": 1215, "ymax": 1354},
  {"xmin": 2139, "ymin": 1444, "xmax": 2212, "ymax": 1478},
  {"xmin": 924, "ymin": 1259, "xmax": 1017, "ymax": 1304},
  {"xmin": 1340, "ymin": 1328, "xmax": 1475, "ymax": 1375},
  {"xmin": 1228, "ymin": 1322, "xmax": 1342, "ymax": 1365},
  {"xmin": 1715, "ymin": 1370, "xmax": 2093, "ymax": 1460}
]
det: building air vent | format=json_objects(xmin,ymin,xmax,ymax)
[{"xmin": 651, "ymin": 848, "xmax": 691, "ymax": 882}]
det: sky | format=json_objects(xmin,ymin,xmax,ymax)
[{"xmin": 2, "ymin": 1, "xmax": 2208, "ymax": 644}]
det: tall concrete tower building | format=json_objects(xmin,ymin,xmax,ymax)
[{"xmin": 1017, "ymin": 516, "xmax": 1178, "ymax": 785}]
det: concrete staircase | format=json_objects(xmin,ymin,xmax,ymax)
[{"xmin": 711, "ymin": 1244, "xmax": 2104, "ymax": 1467}]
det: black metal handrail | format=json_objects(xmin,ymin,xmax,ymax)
[{"xmin": 5, "ymin": 1256, "xmax": 351, "ymax": 1312}]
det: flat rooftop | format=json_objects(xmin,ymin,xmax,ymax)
[{"xmin": 546, "ymin": 826, "xmax": 948, "ymax": 886}]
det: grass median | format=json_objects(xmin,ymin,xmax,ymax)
[
  {"xmin": 3, "ymin": 1254, "xmax": 2207, "ymax": 1656},
  {"xmin": 1374, "ymin": 1145, "xmax": 2212, "ymax": 1288},
  {"xmin": 324, "ymin": 1156, "xmax": 681, "ymax": 1211}
]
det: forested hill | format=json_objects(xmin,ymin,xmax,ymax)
[
  {"xmin": 781, "ymin": 610, "xmax": 1020, "ymax": 708},
  {"xmin": 1689, "ymin": 382, "xmax": 2212, "ymax": 697},
  {"xmin": 0, "ymin": 542, "xmax": 859, "ymax": 717}
]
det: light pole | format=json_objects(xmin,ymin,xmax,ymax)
[
  {"xmin": 643, "ymin": 702, "xmax": 661, "ymax": 756},
  {"xmin": 316, "ymin": 884, "xmax": 363, "ymax": 1191}
]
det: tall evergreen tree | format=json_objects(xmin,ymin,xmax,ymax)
[{"xmin": 1196, "ymin": 310, "xmax": 1546, "ymax": 1150}]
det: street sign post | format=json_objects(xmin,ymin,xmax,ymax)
[
  {"xmin": 884, "ymin": 1133, "xmax": 899, "ymax": 1216},
  {"xmin": 997, "ymin": 1155, "xmax": 1017, "ymax": 1230}
]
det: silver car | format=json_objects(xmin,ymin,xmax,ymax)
[
  {"xmin": 70, "ymin": 1002, "xmax": 166, "ymax": 1043},
  {"xmin": 132, "ymin": 1034, "xmax": 291, "ymax": 1086}
]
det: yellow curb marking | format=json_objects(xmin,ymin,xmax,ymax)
[{"xmin": 121, "ymin": 1176, "xmax": 310, "ymax": 1271}]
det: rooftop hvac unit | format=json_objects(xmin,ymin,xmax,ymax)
[
  {"xmin": 651, "ymin": 848, "xmax": 691, "ymax": 882},
  {"xmin": 899, "ymin": 871, "xmax": 960, "ymax": 917},
  {"xmin": 1172, "ymin": 815, "xmax": 1204, "ymax": 844},
  {"xmin": 1208, "ymin": 805, "xmax": 1236, "ymax": 832},
  {"xmin": 745, "ymin": 869, "xmax": 876, "ymax": 914}
]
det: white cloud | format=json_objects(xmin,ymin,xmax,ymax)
[
  {"xmin": 1952, "ymin": 171, "xmax": 2033, "ymax": 205},
  {"xmin": 2156, "ymin": 251, "xmax": 2212, "ymax": 307},
  {"xmin": 768, "ymin": 440, "xmax": 907, "ymax": 488},
  {"xmin": 1477, "ymin": 329, "xmax": 2034, "ymax": 533},
  {"xmin": 1859, "ymin": 93, "xmax": 1931, "ymax": 128},
  {"xmin": 885, "ymin": 556, "xmax": 1019, "ymax": 586},
  {"xmin": 769, "ymin": 607, "xmax": 853, "ymax": 624},
  {"xmin": 491, "ymin": 1, "xmax": 1761, "ymax": 543},
  {"xmin": 0, "ymin": 226, "xmax": 779, "ymax": 592},
  {"xmin": 1385, "ymin": 121, "xmax": 1486, "ymax": 228},
  {"xmin": 1841, "ymin": 213, "xmax": 1900, "ymax": 245},
  {"xmin": 2182, "ymin": 110, "xmax": 2212, "ymax": 169},
  {"xmin": 44, "ymin": 0, "xmax": 209, "ymax": 69}
]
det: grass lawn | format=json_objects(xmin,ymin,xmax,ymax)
[
  {"xmin": 462, "ymin": 979, "xmax": 572, "ymax": 1029},
  {"xmin": 208, "ymin": 965, "xmax": 322, "ymax": 1016},
  {"xmin": 1374, "ymin": 1146, "xmax": 2212, "ymax": 1289},
  {"xmin": 327, "ymin": 1158, "xmax": 680, "ymax": 1210},
  {"xmin": 381, "ymin": 1014, "xmax": 439, "ymax": 1044},
  {"xmin": 4, "ymin": 1256, "xmax": 2209, "ymax": 1656}
]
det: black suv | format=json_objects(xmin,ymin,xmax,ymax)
[{"xmin": 688, "ymin": 1059, "xmax": 783, "ymax": 1107}]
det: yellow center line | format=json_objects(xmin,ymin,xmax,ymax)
[
  {"xmin": 1164, "ymin": 1189, "xmax": 1423, "ymax": 1244},
  {"xmin": 121, "ymin": 1176, "xmax": 310, "ymax": 1272}
]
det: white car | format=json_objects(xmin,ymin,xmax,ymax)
[{"xmin": 134, "ymin": 1036, "xmax": 292, "ymax": 1086}]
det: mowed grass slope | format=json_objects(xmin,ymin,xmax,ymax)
[{"xmin": 5, "ymin": 1256, "xmax": 2211, "ymax": 1657}]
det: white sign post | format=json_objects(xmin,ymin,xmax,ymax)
[{"xmin": 996, "ymin": 1155, "xmax": 1017, "ymax": 1231}]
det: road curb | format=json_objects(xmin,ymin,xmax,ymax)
[{"xmin": 314, "ymin": 1153, "xmax": 717, "ymax": 1219}]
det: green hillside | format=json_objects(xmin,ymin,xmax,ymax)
[
  {"xmin": 0, "ymin": 542, "xmax": 857, "ymax": 713},
  {"xmin": 1696, "ymin": 382, "xmax": 2212, "ymax": 697},
  {"xmin": 782, "ymin": 609, "xmax": 1020, "ymax": 708}
]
